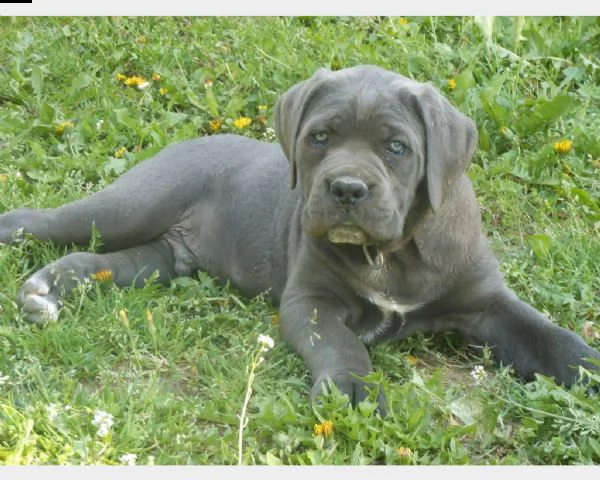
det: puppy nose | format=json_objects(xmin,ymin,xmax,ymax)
[{"xmin": 330, "ymin": 176, "xmax": 369, "ymax": 205}]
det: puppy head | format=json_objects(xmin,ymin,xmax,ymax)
[{"xmin": 275, "ymin": 65, "xmax": 478, "ymax": 245}]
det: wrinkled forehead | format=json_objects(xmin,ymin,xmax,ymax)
[{"xmin": 301, "ymin": 68, "xmax": 426, "ymax": 132}]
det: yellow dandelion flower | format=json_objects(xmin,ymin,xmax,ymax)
[
  {"xmin": 405, "ymin": 355, "xmax": 419, "ymax": 366},
  {"xmin": 399, "ymin": 17, "xmax": 408, "ymax": 25},
  {"xmin": 114, "ymin": 146, "xmax": 127, "ymax": 158},
  {"xmin": 233, "ymin": 117, "xmax": 252, "ymax": 129},
  {"xmin": 152, "ymin": 73, "xmax": 161, "ymax": 81},
  {"xmin": 210, "ymin": 119, "xmax": 221, "ymax": 133},
  {"xmin": 159, "ymin": 87, "xmax": 168, "ymax": 96},
  {"xmin": 553, "ymin": 139, "xmax": 572, "ymax": 154},
  {"xmin": 397, "ymin": 447, "xmax": 413, "ymax": 458},
  {"xmin": 124, "ymin": 76, "xmax": 149, "ymax": 89},
  {"xmin": 313, "ymin": 420, "xmax": 333, "ymax": 437},
  {"xmin": 119, "ymin": 309, "xmax": 129, "ymax": 327},
  {"xmin": 116, "ymin": 73, "xmax": 127, "ymax": 82},
  {"xmin": 447, "ymin": 78, "xmax": 457, "ymax": 91},
  {"xmin": 145, "ymin": 309, "xmax": 157, "ymax": 334},
  {"xmin": 91, "ymin": 270, "xmax": 113, "ymax": 282},
  {"xmin": 55, "ymin": 121, "xmax": 74, "ymax": 135}
]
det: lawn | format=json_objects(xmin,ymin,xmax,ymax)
[{"xmin": 0, "ymin": 16, "xmax": 599, "ymax": 465}]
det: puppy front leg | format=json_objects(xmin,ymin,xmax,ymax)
[{"xmin": 279, "ymin": 284, "xmax": 388, "ymax": 416}]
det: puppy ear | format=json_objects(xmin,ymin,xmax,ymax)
[
  {"xmin": 415, "ymin": 84, "xmax": 478, "ymax": 212},
  {"xmin": 274, "ymin": 68, "xmax": 331, "ymax": 190}
]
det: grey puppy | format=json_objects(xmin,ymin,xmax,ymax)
[{"xmin": 1, "ymin": 65, "xmax": 598, "ymax": 414}]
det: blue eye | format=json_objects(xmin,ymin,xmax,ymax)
[
  {"xmin": 388, "ymin": 141, "xmax": 406, "ymax": 155},
  {"xmin": 311, "ymin": 132, "xmax": 328, "ymax": 144}
]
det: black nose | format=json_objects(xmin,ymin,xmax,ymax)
[{"xmin": 330, "ymin": 176, "xmax": 369, "ymax": 205}]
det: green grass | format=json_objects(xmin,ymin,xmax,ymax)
[{"xmin": 1, "ymin": 16, "xmax": 599, "ymax": 465}]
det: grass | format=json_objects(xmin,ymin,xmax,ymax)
[{"xmin": 0, "ymin": 16, "xmax": 599, "ymax": 465}]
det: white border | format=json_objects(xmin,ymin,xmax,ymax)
[
  {"xmin": 2, "ymin": 466, "xmax": 600, "ymax": 478},
  {"xmin": 0, "ymin": 1, "xmax": 599, "ymax": 15}
]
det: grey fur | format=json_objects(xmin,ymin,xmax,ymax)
[{"xmin": 1, "ymin": 65, "xmax": 597, "ymax": 415}]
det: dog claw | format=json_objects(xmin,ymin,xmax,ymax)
[
  {"xmin": 18, "ymin": 275, "xmax": 60, "ymax": 324},
  {"xmin": 21, "ymin": 276, "xmax": 51, "ymax": 296},
  {"xmin": 311, "ymin": 374, "xmax": 388, "ymax": 417}
]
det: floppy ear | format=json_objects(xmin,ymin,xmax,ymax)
[
  {"xmin": 415, "ymin": 84, "xmax": 478, "ymax": 212},
  {"xmin": 274, "ymin": 68, "xmax": 331, "ymax": 189}
]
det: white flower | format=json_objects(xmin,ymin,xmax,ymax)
[
  {"xmin": 0, "ymin": 372, "xmax": 8, "ymax": 387},
  {"xmin": 263, "ymin": 127, "xmax": 277, "ymax": 141},
  {"xmin": 257, "ymin": 334, "xmax": 274, "ymax": 351},
  {"xmin": 96, "ymin": 119, "xmax": 104, "ymax": 131},
  {"xmin": 46, "ymin": 403, "xmax": 58, "ymax": 421},
  {"xmin": 137, "ymin": 81, "xmax": 150, "ymax": 90},
  {"xmin": 120, "ymin": 453, "xmax": 138, "ymax": 465},
  {"xmin": 470, "ymin": 365, "xmax": 488, "ymax": 384},
  {"xmin": 92, "ymin": 410, "xmax": 114, "ymax": 437}
]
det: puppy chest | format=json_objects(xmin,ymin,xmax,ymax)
[{"xmin": 356, "ymin": 291, "xmax": 422, "ymax": 345}]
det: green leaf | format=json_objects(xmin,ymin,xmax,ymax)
[
  {"xmin": 25, "ymin": 170, "xmax": 62, "ymax": 183},
  {"xmin": 452, "ymin": 67, "xmax": 475, "ymax": 106},
  {"xmin": 103, "ymin": 157, "xmax": 127, "ymax": 175},
  {"xmin": 113, "ymin": 108, "xmax": 140, "ymax": 132},
  {"xmin": 520, "ymin": 95, "xmax": 577, "ymax": 134},
  {"xmin": 569, "ymin": 188, "xmax": 600, "ymax": 212},
  {"xmin": 71, "ymin": 73, "xmax": 93, "ymax": 91},
  {"xmin": 526, "ymin": 234, "xmax": 552, "ymax": 259},
  {"xmin": 31, "ymin": 65, "xmax": 44, "ymax": 99},
  {"xmin": 265, "ymin": 451, "xmax": 283, "ymax": 466},
  {"xmin": 161, "ymin": 111, "xmax": 189, "ymax": 129},
  {"xmin": 204, "ymin": 87, "xmax": 220, "ymax": 118},
  {"xmin": 28, "ymin": 140, "xmax": 46, "ymax": 159},
  {"xmin": 479, "ymin": 90, "xmax": 510, "ymax": 126},
  {"xmin": 350, "ymin": 443, "xmax": 367, "ymax": 465},
  {"xmin": 185, "ymin": 91, "xmax": 206, "ymax": 111},
  {"xmin": 449, "ymin": 396, "xmax": 483, "ymax": 425},
  {"xmin": 39, "ymin": 102, "xmax": 55, "ymax": 123}
]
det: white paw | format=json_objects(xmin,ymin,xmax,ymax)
[{"xmin": 17, "ymin": 274, "xmax": 61, "ymax": 324}]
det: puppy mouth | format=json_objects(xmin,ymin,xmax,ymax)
[
  {"xmin": 326, "ymin": 224, "xmax": 370, "ymax": 245},
  {"xmin": 326, "ymin": 224, "xmax": 387, "ymax": 269}
]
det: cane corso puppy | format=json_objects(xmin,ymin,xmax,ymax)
[{"xmin": 1, "ymin": 65, "xmax": 598, "ymax": 414}]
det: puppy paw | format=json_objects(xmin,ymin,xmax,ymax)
[
  {"xmin": 17, "ymin": 272, "xmax": 61, "ymax": 324},
  {"xmin": 311, "ymin": 373, "xmax": 388, "ymax": 417}
]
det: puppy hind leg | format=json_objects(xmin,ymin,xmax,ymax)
[
  {"xmin": 17, "ymin": 237, "xmax": 179, "ymax": 324},
  {"xmin": 461, "ymin": 292, "xmax": 599, "ymax": 386},
  {"xmin": 0, "ymin": 161, "xmax": 193, "ymax": 250}
]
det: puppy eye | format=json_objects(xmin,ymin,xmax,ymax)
[
  {"xmin": 387, "ymin": 140, "xmax": 406, "ymax": 155},
  {"xmin": 311, "ymin": 131, "xmax": 329, "ymax": 145}
]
